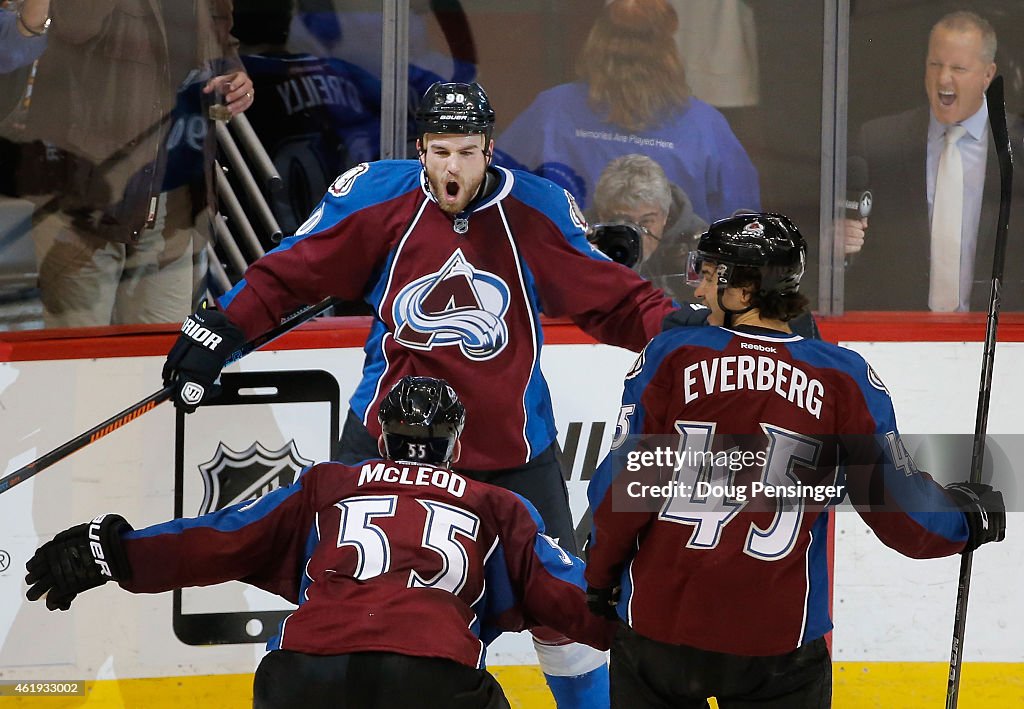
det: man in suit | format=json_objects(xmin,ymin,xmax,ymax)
[{"xmin": 849, "ymin": 10, "xmax": 1024, "ymax": 311}]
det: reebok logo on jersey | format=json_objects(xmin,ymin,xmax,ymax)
[
  {"xmin": 88, "ymin": 514, "xmax": 114, "ymax": 578},
  {"xmin": 181, "ymin": 317, "xmax": 223, "ymax": 350},
  {"xmin": 740, "ymin": 342, "xmax": 777, "ymax": 354}
]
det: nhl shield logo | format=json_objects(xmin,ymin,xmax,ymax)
[{"xmin": 196, "ymin": 441, "xmax": 313, "ymax": 514}]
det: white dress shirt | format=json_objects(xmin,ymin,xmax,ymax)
[{"xmin": 926, "ymin": 103, "xmax": 989, "ymax": 311}]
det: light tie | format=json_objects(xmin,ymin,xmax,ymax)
[{"xmin": 929, "ymin": 124, "xmax": 967, "ymax": 311}]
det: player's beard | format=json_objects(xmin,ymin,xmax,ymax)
[{"xmin": 428, "ymin": 169, "xmax": 486, "ymax": 215}]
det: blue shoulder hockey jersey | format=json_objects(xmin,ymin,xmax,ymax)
[
  {"xmin": 586, "ymin": 324, "xmax": 970, "ymax": 656},
  {"xmin": 121, "ymin": 458, "xmax": 616, "ymax": 667},
  {"xmin": 219, "ymin": 160, "xmax": 676, "ymax": 470}
]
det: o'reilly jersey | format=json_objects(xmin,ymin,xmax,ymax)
[
  {"xmin": 586, "ymin": 325, "xmax": 969, "ymax": 656},
  {"xmin": 220, "ymin": 160, "xmax": 674, "ymax": 470},
  {"xmin": 121, "ymin": 459, "xmax": 613, "ymax": 667}
]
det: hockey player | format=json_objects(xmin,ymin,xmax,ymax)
[
  {"xmin": 161, "ymin": 81, "xmax": 687, "ymax": 706},
  {"xmin": 25, "ymin": 376, "xmax": 616, "ymax": 709},
  {"xmin": 585, "ymin": 213, "xmax": 1006, "ymax": 708}
]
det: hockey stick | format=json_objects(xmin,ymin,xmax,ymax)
[
  {"xmin": 0, "ymin": 297, "xmax": 337, "ymax": 496},
  {"xmin": 945, "ymin": 75, "xmax": 1013, "ymax": 709}
]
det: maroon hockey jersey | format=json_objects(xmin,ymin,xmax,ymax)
[
  {"xmin": 219, "ymin": 160, "xmax": 676, "ymax": 470},
  {"xmin": 587, "ymin": 324, "xmax": 970, "ymax": 656},
  {"xmin": 121, "ymin": 458, "xmax": 615, "ymax": 667}
]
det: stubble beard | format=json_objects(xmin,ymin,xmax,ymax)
[{"xmin": 429, "ymin": 171, "xmax": 485, "ymax": 215}]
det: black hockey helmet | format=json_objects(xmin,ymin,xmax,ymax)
[
  {"xmin": 415, "ymin": 82, "xmax": 496, "ymax": 141},
  {"xmin": 378, "ymin": 376, "xmax": 466, "ymax": 465},
  {"xmin": 689, "ymin": 212, "xmax": 807, "ymax": 295}
]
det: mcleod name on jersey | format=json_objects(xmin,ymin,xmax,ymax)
[
  {"xmin": 587, "ymin": 325, "xmax": 971, "ymax": 656},
  {"xmin": 119, "ymin": 459, "xmax": 614, "ymax": 667},
  {"xmin": 218, "ymin": 160, "xmax": 674, "ymax": 470}
]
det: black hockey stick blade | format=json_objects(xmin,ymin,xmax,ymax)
[
  {"xmin": 0, "ymin": 297, "xmax": 337, "ymax": 497},
  {"xmin": 946, "ymin": 75, "xmax": 1012, "ymax": 709}
]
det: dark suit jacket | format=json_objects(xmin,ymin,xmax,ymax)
[{"xmin": 848, "ymin": 105, "xmax": 1024, "ymax": 311}]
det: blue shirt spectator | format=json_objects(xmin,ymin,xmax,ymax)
[
  {"xmin": 0, "ymin": 5, "xmax": 48, "ymax": 73},
  {"xmin": 493, "ymin": 0, "xmax": 760, "ymax": 221},
  {"xmin": 495, "ymin": 82, "xmax": 760, "ymax": 222}
]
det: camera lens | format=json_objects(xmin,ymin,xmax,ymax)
[
  {"xmin": 591, "ymin": 223, "xmax": 642, "ymax": 268},
  {"xmin": 604, "ymin": 238, "xmax": 633, "ymax": 265}
]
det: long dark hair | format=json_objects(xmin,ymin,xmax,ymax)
[{"xmin": 576, "ymin": 0, "xmax": 690, "ymax": 133}]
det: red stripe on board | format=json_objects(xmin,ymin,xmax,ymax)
[
  {"xmin": 815, "ymin": 311, "xmax": 1024, "ymax": 342},
  {"xmin": 3, "ymin": 312, "xmax": 1024, "ymax": 362}
]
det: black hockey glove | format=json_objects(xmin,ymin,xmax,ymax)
[
  {"xmin": 162, "ymin": 305, "xmax": 245, "ymax": 413},
  {"xmin": 25, "ymin": 514, "xmax": 133, "ymax": 611},
  {"xmin": 944, "ymin": 482, "xmax": 1006, "ymax": 554},
  {"xmin": 586, "ymin": 585, "xmax": 621, "ymax": 620}
]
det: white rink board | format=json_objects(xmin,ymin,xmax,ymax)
[{"xmin": 0, "ymin": 340, "xmax": 1022, "ymax": 679}]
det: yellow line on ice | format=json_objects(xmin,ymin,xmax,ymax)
[{"xmin": 1, "ymin": 663, "xmax": 1020, "ymax": 707}]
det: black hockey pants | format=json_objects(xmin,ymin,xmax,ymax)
[
  {"xmin": 253, "ymin": 649, "xmax": 510, "ymax": 709},
  {"xmin": 610, "ymin": 625, "xmax": 831, "ymax": 708}
]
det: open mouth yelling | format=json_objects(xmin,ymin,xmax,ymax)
[
  {"xmin": 938, "ymin": 89, "xmax": 956, "ymax": 107},
  {"xmin": 444, "ymin": 179, "xmax": 461, "ymax": 203}
]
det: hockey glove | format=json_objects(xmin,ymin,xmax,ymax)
[
  {"xmin": 945, "ymin": 482, "xmax": 1006, "ymax": 554},
  {"xmin": 25, "ymin": 514, "xmax": 133, "ymax": 611},
  {"xmin": 162, "ymin": 305, "xmax": 245, "ymax": 413},
  {"xmin": 586, "ymin": 585, "xmax": 621, "ymax": 620}
]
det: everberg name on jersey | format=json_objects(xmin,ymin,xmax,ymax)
[
  {"xmin": 358, "ymin": 462, "xmax": 467, "ymax": 497},
  {"xmin": 682, "ymin": 354, "xmax": 825, "ymax": 419}
]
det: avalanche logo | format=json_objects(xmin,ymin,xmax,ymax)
[
  {"xmin": 197, "ymin": 441, "xmax": 312, "ymax": 514},
  {"xmin": 564, "ymin": 189, "xmax": 588, "ymax": 231},
  {"xmin": 866, "ymin": 364, "xmax": 889, "ymax": 394},
  {"xmin": 393, "ymin": 249, "xmax": 511, "ymax": 360},
  {"xmin": 328, "ymin": 162, "xmax": 369, "ymax": 197},
  {"xmin": 625, "ymin": 342, "xmax": 647, "ymax": 380},
  {"xmin": 742, "ymin": 220, "xmax": 765, "ymax": 236}
]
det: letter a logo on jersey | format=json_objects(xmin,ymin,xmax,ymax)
[{"xmin": 393, "ymin": 249, "xmax": 510, "ymax": 360}]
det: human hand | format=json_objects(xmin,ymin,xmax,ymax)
[
  {"xmin": 204, "ymin": 71, "xmax": 255, "ymax": 117},
  {"xmin": 944, "ymin": 482, "xmax": 1006, "ymax": 554},
  {"xmin": 586, "ymin": 585, "xmax": 620, "ymax": 620},
  {"xmin": 162, "ymin": 305, "xmax": 245, "ymax": 413},
  {"xmin": 843, "ymin": 217, "xmax": 867, "ymax": 255},
  {"xmin": 25, "ymin": 514, "xmax": 132, "ymax": 611}
]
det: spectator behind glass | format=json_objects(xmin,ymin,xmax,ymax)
[
  {"xmin": 288, "ymin": 0, "xmax": 476, "ymax": 87},
  {"xmin": 232, "ymin": 0, "xmax": 382, "ymax": 238},
  {"xmin": 589, "ymin": 155, "xmax": 822, "ymax": 339},
  {"xmin": 12, "ymin": 0, "xmax": 254, "ymax": 328},
  {"xmin": 287, "ymin": 0, "xmax": 477, "ymax": 159},
  {"xmin": 669, "ymin": 0, "xmax": 757, "ymax": 111},
  {"xmin": 589, "ymin": 154, "xmax": 706, "ymax": 303},
  {"xmin": 493, "ymin": 0, "xmax": 760, "ymax": 222},
  {"xmin": 0, "ymin": 0, "xmax": 50, "ymax": 193},
  {"xmin": 848, "ymin": 10, "xmax": 1024, "ymax": 311},
  {"xmin": 0, "ymin": 0, "xmax": 49, "ymax": 73}
]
